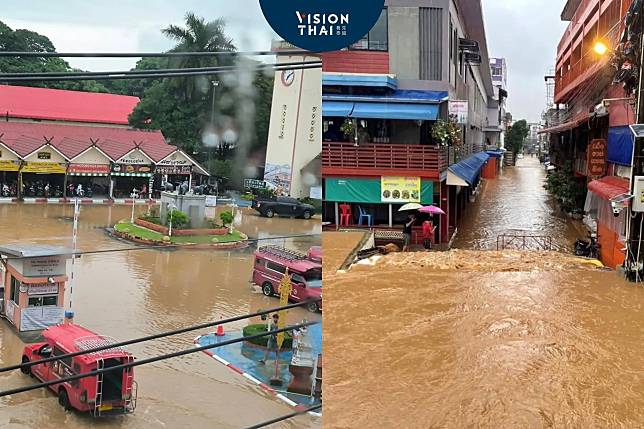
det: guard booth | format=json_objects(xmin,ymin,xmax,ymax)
[{"xmin": 0, "ymin": 245, "xmax": 71, "ymax": 332}]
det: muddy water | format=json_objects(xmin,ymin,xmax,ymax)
[
  {"xmin": 454, "ymin": 157, "xmax": 583, "ymax": 250},
  {"xmin": 0, "ymin": 204, "xmax": 321, "ymax": 429}
]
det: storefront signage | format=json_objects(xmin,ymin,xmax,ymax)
[
  {"xmin": 21, "ymin": 162, "xmax": 67, "ymax": 174},
  {"xmin": 37, "ymin": 152, "xmax": 51, "ymax": 160},
  {"xmin": 23, "ymin": 256, "xmax": 67, "ymax": 277},
  {"xmin": 244, "ymin": 179, "xmax": 267, "ymax": 190},
  {"xmin": 587, "ymin": 139, "xmax": 607, "ymax": 178},
  {"xmin": 27, "ymin": 283, "xmax": 59, "ymax": 295},
  {"xmin": 448, "ymin": 100, "xmax": 468, "ymax": 124},
  {"xmin": 0, "ymin": 160, "xmax": 20, "ymax": 172},
  {"xmin": 20, "ymin": 306, "xmax": 64, "ymax": 332},
  {"xmin": 117, "ymin": 150, "xmax": 152, "ymax": 165},
  {"xmin": 111, "ymin": 164, "xmax": 154, "ymax": 174},
  {"xmin": 158, "ymin": 152, "xmax": 191, "ymax": 166},
  {"xmin": 68, "ymin": 163, "xmax": 110, "ymax": 174},
  {"xmin": 381, "ymin": 177, "xmax": 421, "ymax": 203},
  {"xmin": 155, "ymin": 165, "xmax": 192, "ymax": 175}
]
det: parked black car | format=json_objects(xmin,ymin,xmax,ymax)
[{"xmin": 252, "ymin": 196, "xmax": 315, "ymax": 219}]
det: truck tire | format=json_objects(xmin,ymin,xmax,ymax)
[
  {"xmin": 58, "ymin": 388, "xmax": 71, "ymax": 411},
  {"xmin": 262, "ymin": 282, "xmax": 275, "ymax": 297},
  {"xmin": 307, "ymin": 301, "xmax": 319, "ymax": 313},
  {"xmin": 265, "ymin": 208, "xmax": 275, "ymax": 218},
  {"xmin": 302, "ymin": 210, "xmax": 312, "ymax": 220},
  {"xmin": 20, "ymin": 356, "xmax": 31, "ymax": 375}
]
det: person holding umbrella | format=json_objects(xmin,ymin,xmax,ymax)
[
  {"xmin": 403, "ymin": 212, "xmax": 416, "ymax": 252},
  {"xmin": 422, "ymin": 219, "xmax": 436, "ymax": 250}
]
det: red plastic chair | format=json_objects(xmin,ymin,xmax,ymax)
[{"xmin": 339, "ymin": 203, "xmax": 352, "ymax": 226}]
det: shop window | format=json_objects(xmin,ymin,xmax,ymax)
[
  {"xmin": 350, "ymin": 9, "xmax": 388, "ymax": 51},
  {"xmin": 43, "ymin": 296, "xmax": 58, "ymax": 306},
  {"xmin": 267, "ymin": 262, "xmax": 286, "ymax": 274},
  {"xmin": 10, "ymin": 276, "xmax": 20, "ymax": 303},
  {"xmin": 27, "ymin": 295, "xmax": 58, "ymax": 307}
]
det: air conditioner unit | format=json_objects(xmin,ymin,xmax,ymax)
[{"xmin": 459, "ymin": 38, "xmax": 480, "ymax": 53}]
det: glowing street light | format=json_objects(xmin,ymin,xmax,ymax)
[{"xmin": 593, "ymin": 41, "xmax": 609, "ymax": 56}]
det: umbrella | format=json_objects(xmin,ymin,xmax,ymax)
[
  {"xmin": 398, "ymin": 203, "xmax": 424, "ymax": 212},
  {"xmin": 419, "ymin": 205, "xmax": 446, "ymax": 215}
]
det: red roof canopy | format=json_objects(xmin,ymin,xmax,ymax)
[
  {"xmin": 587, "ymin": 176, "xmax": 630, "ymax": 201},
  {"xmin": 0, "ymin": 85, "xmax": 140, "ymax": 125},
  {"xmin": 0, "ymin": 121, "xmax": 173, "ymax": 161}
]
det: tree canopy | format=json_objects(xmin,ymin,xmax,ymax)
[{"xmin": 506, "ymin": 119, "xmax": 529, "ymax": 155}]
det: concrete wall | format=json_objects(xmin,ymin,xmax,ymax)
[{"xmin": 388, "ymin": 7, "xmax": 420, "ymax": 80}]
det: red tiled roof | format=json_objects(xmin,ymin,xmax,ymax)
[
  {"xmin": 0, "ymin": 85, "xmax": 140, "ymax": 125},
  {"xmin": 588, "ymin": 176, "xmax": 630, "ymax": 201},
  {"xmin": 0, "ymin": 121, "xmax": 168, "ymax": 161}
]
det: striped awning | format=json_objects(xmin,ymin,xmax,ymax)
[
  {"xmin": 112, "ymin": 172, "xmax": 152, "ymax": 177},
  {"xmin": 68, "ymin": 172, "xmax": 108, "ymax": 177}
]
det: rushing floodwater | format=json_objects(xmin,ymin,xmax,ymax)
[
  {"xmin": 0, "ymin": 204, "xmax": 321, "ymax": 429},
  {"xmin": 323, "ymin": 158, "xmax": 644, "ymax": 428}
]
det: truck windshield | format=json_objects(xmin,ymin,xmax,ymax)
[{"xmin": 304, "ymin": 269, "xmax": 322, "ymax": 283}]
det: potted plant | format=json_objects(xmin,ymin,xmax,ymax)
[{"xmin": 431, "ymin": 119, "xmax": 462, "ymax": 147}]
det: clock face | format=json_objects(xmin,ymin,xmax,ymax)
[{"xmin": 281, "ymin": 69, "xmax": 295, "ymax": 87}]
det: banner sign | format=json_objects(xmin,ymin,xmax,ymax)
[
  {"xmin": 448, "ymin": 100, "xmax": 468, "ymax": 124},
  {"xmin": 68, "ymin": 163, "xmax": 110, "ymax": 174},
  {"xmin": 381, "ymin": 177, "xmax": 421, "ymax": 203},
  {"xmin": 23, "ymin": 256, "xmax": 67, "ymax": 277},
  {"xmin": 0, "ymin": 160, "xmax": 20, "ymax": 172},
  {"xmin": 21, "ymin": 162, "xmax": 67, "ymax": 174},
  {"xmin": 155, "ymin": 165, "xmax": 192, "ymax": 175},
  {"xmin": 310, "ymin": 186, "xmax": 322, "ymax": 200},
  {"xmin": 587, "ymin": 139, "xmax": 607, "ymax": 178},
  {"xmin": 259, "ymin": 0, "xmax": 385, "ymax": 52},
  {"xmin": 244, "ymin": 179, "xmax": 267, "ymax": 190},
  {"xmin": 27, "ymin": 283, "xmax": 59, "ymax": 296},
  {"xmin": 20, "ymin": 306, "xmax": 64, "ymax": 332},
  {"xmin": 111, "ymin": 164, "xmax": 154, "ymax": 174},
  {"xmin": 205, "ymin": 196, "xmax": 218, "ymax": 207}
]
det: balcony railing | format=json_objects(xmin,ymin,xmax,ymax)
[{"xmin": 322, "ymin": 142, "xmax": 447, "ymax": 177}]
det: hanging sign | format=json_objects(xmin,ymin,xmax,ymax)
[
  {"xmin": 21, "ymin": 162, "xmax": 67, "ymax": 174},
  {"xmin": 381, "ymin": 177, "xmax": 421, "ymax": 203},
  {"xmin": 448, "ymin": 100, "xmax": 468, "ymax": 124},
  {"xmin": 37, "ymin": 152, "xmax": 52, "ymax": 160},
  {"xmin": 587, "ymin": 139, "xmax": 607, "ymax": 178}
]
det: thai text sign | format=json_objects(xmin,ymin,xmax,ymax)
[
  {"xmin": 244, "ymin": 179, "xmax": 267, "ymax": 190},
  {"xmin": 20, "ymin": 306, "xmax": 64, "ymax": 332},
  {"xmin": 381, "ymin": 177, "xmax": 421, "ymax": 203},
  {"xmin": 448, "ymin": 100, "xmax": 468, "ymax": 124},
  {"xmin": 155, "ymin": 165, "xmax": 192, "ymax": 175},
  {"xmin": 587, "ymin": 139, "xmax": 607, "ymax": 177},
  {"xmin": 0, "ymin": 160, "xmax": 20, "ymax": 171},
  {"xmin": 68, "ymin": 163, "xmax": 110, "ymax": 174},
  {"xmin": 21, "ymin": 162, "xmax": 67, "ymax": 174},
  {"xmin": 23, "ymin": 256, "xmax": 67, "ymax": 277},
  {"xmin": 28, "ymin": 283, "xmax": 59, "ymax": 295}
]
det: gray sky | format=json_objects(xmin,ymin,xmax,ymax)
[
  {"xmin": 3, "ymin": 1, "xmax": 565, "ymax": 122},
  {"xmin": 482, "ymin": 0, "xmax": 568, "ymax": 122}
]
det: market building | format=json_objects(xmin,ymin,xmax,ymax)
[
  {"xmin": 541, "ymin": 0, "xmax": 635, "ymax": 268},
  {"xmin": 321, "ymin": 0, "xmax": 505, "ymax": 244}
]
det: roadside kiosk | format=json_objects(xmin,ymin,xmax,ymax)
[{"xmin": 0, "ymin": 245, "xmax": 71, "ymax": 332}]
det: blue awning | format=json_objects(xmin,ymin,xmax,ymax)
[
  {"xmin": 322, "ymin": 101, "xmax": 355, "ymax": 118},
  {"xmin": 486, "ymin": 150, "xmax": 504, "ymax": 158},
  {"xmin": 448, "ymin": 152, "xmax": 490, "ymax": 186},
  {"xmin": 608, "ymin": 126, "xmax": 633, "ymax": 166},
  {"xmin": 323, "ymin": 89, "xmax": 448, "ymax": 104},
  {"xmin": 323, "ymin": 100, "xmax": 439, "ymax": 120},
  {"xmin": 322, "ymin": 73, "xmax": 398, "ymax": 89}
]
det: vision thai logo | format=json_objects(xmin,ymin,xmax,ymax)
[{"xmin": 259, "ymin": 0, "xmax": 385, "ymax": 52}]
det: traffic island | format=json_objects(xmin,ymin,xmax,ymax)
[{"xmin": 112, "ymin": 220, "xmax": 248, "ymax": 249}]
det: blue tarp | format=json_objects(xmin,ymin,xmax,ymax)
[
  {"xmin": 607, "ymin": 126, "xmax": 633, "ymax": 166},
  {"xmin": 448, "ymin": 152, "xmax": 490, "ymax": 186},
  {"xmin": 486, "ymin": 150, "xmax": 504, "ymax": 158},
  {"xmin": 323, "ymin": 101, "xmax": 439, "ymax": 120}
]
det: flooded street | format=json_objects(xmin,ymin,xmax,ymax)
[
  {"xmin": 323, "ymin": 159, "xmax": 644, "ymax": 428},
  {"xmin": 0, "ymin": 204, "xmax": 321, "ymax": 429}
]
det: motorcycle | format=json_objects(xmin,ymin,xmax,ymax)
[
  {"xmin": 2, "ymin": 184, "xmax": 10, "ymax": 197},
  {"xmin": 575, "ymin": 234, "xmax": 600, "ymax": 258}
]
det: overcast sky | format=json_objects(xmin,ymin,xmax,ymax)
[{"xmin": 2, "ymin": 0, "xmax": 566, "ymax": 122}]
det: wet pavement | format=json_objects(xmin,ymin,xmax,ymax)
[
  {"xmin": 323, "ymin": 158, "xmax": 644, "ymax": 428},
  {"xmin": 0, "ymin": 204, "xmax": 321, "ymax": 428}
]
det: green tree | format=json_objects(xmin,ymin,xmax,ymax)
[
  {"xmin": 103, "ymin": 57, "xmax": 169, "ymax": 97},
  {"xmin": 506, "ymin": 119, "xmax": 529, "ymax": 156}
]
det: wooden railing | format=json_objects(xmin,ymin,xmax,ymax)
[{"xmin": 322, "ymin": 142, "xmax": 447, "ymax": 176}]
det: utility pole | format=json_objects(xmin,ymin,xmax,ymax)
[{"xmin": 209, "ymin": 81, "xmax": 219, "ymax": 170}]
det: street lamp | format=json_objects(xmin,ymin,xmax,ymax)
[
  {"xmin": 168, "ymin": 203, "xmax": 177, "ymax": 237},
  {"xmin": 593, "ymin": 41, "xmax": 609, "ymax": 56}
]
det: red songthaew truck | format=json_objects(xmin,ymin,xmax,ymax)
[{"xmin": 21, "ymin": 323, "xmax": 137, "ymax": 416}]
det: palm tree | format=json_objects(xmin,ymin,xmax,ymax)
[{"xmin": 162, "ymin": 12, "xmax": 236, "ymax": 100}]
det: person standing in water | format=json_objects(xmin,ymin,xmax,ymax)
[
  {"xmin": 403, "ymin": 213, "xmax": 416, "ymax": 252},
  {"xmin": 259, "ymin": 313, "xmax": 280, "ymax": 365}
]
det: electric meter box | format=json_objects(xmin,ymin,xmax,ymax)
[{"xmin": 633, "ymin": 176, "xmax": 644, "ymax": 212}]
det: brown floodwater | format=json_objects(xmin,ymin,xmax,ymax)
[
  {"xmin": 323, "ymin": 158, "xmax": 644, "ymax": 428},
  {"xmin": 0, "ymin": 204, "xmax": 321, "ymax": 429}
]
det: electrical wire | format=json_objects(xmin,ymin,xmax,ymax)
[
  {"xmin": 0, "ymin": 63, "xmax": 322, "ymax": 83},
  {"xmin": 0, "ymin": 51, "xmax": 282, "ymax": 58},
  {"xmin": 1, "ymin": 298, "xmax": 320, "ymax": 374},
  {"xmin": 0, "ymin": 320, "xmax": 318, "ymax": 398},
  {"xmin": 244, "ymin": 404, "xmax": 322, "ymax": 429},
  {"xmin": 0, "ymin": 233, "xmax": 321, "ymax": 261},
  {"xmin": 0, "ymin": 61, "xmax": 322, "ymax": 78}
]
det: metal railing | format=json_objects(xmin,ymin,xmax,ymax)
[{"xmin": 497, "ymin": 232, "xmax": 553, "ymax": 251}]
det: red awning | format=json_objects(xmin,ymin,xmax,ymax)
[
  {"xmin": 538, "ymin": 113, "xmax": 589, "ymax": 134},
  {"xmin": 587, "ymin": 176, "xmax": 630, "ymax": 201}
]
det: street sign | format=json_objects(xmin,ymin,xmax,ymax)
[{"xmin": 244, "ymin": 179, "xmax": 267, "ymax": 190}]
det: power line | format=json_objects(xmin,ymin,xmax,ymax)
[
  {"xmin": 0, "ymin": 51, "xmax": 282, "ymax": 58},
  {"xmin": 1, "ymin": 233, "xmax": 321, "ymax": 261},
  {"xmin": 0, "ymin": 63, "xmax": 322, "ymax": 83},
  {"xmin": 0, "ymin": 320, "xmax": 317, "ymax": 398},
  {"xmin": 0, "ymin": 60, "xmax": 322, "ymax": 78},
  {"xmin": 3, "ymin": 298, "xmax": 320, "ymax": 374},
  {"xmin": 244, "ymin": 404, "xmax": 322, "ymax": 429}
]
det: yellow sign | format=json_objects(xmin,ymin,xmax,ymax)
[
  {"xmin": 381, "ymin": 176, "xmax": 421, "ymax": 203},
  {"xmin": 276, "ymin": 268, "xmax": 292, "ymax": 349},
  {"xmin": 0, "ymin": 160, "xmax": 20, "ymax": 172},
  {"xmin": 21, "ymin": 162, "xmax": 67, "ymax": 174}
]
